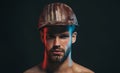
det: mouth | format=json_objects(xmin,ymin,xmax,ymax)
[
  {"xmin": 51, "ymin": 49, "xmax": 64, "ymax": 56},
  {"xmin": 52, "ymin": 51, "xmax": 63, "ymax": 55}
]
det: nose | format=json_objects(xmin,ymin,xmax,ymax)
[{"xmin": 53, "ymin": 37, "xmax": 60, "ymax": 47}]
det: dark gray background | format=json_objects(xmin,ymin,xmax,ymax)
[{"xmin": 0, "ymin": 0, "xmax": 120, "ymax": 73}]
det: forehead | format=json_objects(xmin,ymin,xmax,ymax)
[
  {"xmin": 47, "ymin": 31, "xmax": 70, "ymax": 37},
  {"xmin": 42, "ymin": 25, "xmax": 71, "ymax": 34}
]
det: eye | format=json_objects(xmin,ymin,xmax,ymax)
[
  {"xmin": 46, "ymin": 34, "xmax": 55, "ymax": 39},
  {"xmin": 59, "ymin": 34, "xmax": 69, "ymax": 39}
]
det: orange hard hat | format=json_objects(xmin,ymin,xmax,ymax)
[{"xmin": 38, "ymin": 2, "xmax": 78, "ymax": 30}]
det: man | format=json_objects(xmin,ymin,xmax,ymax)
[{"xmin": 24, "ymin": 2, "xmax": 94, "ymax": 73}]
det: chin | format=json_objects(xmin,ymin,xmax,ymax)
[{"xmin": 50, "ymin": 56, "xmax": 64, "ymax": 63}]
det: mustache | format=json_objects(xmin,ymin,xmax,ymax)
[{"xmin": 49, "ymin": 46, "xmax": 65, "ymax": 52}]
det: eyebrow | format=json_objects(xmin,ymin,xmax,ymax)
[{"xmin": 47, "ymin": 33, "xmax": 69, "ymax": 37}]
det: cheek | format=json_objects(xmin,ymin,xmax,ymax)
[
  {"xmin": 61, "ymin": 38, "xmax": 70, "ymax": 48},
  {"xmin": 45, "ymin": 40, "xmax": 53, "ymax": 50}
]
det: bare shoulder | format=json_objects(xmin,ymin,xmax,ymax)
[
  {"xmin": 72, "ymin": 63, "xmax": 94, "ymax": 73},
  {"xmin": 23, "ymin": 65, "xmax": 44, "ymax": 73}
]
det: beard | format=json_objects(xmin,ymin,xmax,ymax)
[{"xmin": 47, "ymin": 47, "xmax": 71, "ymax": 63}]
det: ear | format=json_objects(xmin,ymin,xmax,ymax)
[
  {"xmin": 72, "ymin": 32, "xmax": 77, "ymax": 44},
  {"xmin": 40, "ymin": 31, "xmax": 44, "ymax": 43}
]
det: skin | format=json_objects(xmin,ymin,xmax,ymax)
[{"xmin": 24, "ymin": 27, "xmax": 94, "ymax": 73}]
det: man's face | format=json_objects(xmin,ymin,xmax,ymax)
[{"xmin": 40, "ymin": 26, "xmax": 77, "ymax": 63}]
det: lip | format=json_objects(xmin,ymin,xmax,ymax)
[{"xmin": 52, "ymin": 51, "xmax": 63, "ymax": 55}]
